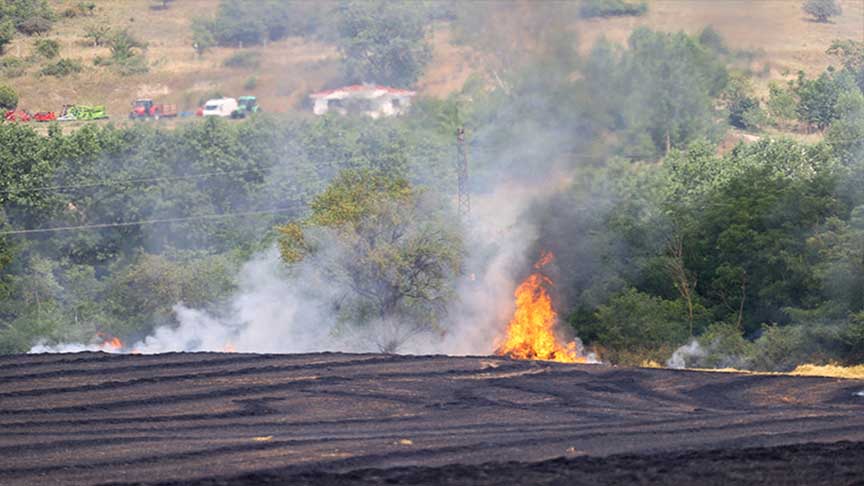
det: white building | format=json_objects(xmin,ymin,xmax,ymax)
[{"xmin": 309, "ymin": 85, "xmax": 416, "ymax": 118}]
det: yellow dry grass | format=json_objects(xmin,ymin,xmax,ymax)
[
  {"xmin": 644, "ymin": 363, "xmax": 864, "ymax": 380},
  {"xmin": 790, "ymin": 363, "xmax": 864, "ymax": 379}
]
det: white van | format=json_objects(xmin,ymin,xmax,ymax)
[{"xmin": 202, "ymin": 98, "xmax": 238, "ymax": 117}]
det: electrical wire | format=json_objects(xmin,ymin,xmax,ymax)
[
  {"xmin": 0, "ymin": 168, "xmax": 264, "ymax": 195},
  {"xmin": 0, "ymin": 207, "xmax": 301, "ymax": 236}
]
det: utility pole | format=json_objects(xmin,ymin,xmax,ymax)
[{"xmin": 456, "ymin": 126, "xmax": 470, "ymax": 219}]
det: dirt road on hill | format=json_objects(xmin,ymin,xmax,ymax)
[{"xmin": 1, "ymin": 352, "xmax": 863, "ymax": 485}]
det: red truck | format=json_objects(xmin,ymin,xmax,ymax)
[
  {"xmin": 129, "ymin": 99, "xmax": 178, "ymax": 120},
  {"xmin": 4, "ymin": 110, "xmax": 31, "ymax": 122}
]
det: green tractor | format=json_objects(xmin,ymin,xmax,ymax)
[
  {"xmin": 58, "ymin": 104, "xmax": 109, "ymax": 121},
  {"xmin": 230, "ymin": 96, "xmax": 261, "ymax": 119}
]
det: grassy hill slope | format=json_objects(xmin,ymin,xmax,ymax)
[{"xmin": 0, "ymin": 0, "xmax": 861, "ymax": 120}]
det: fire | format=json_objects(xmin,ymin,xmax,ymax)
[
  {"xmin": 496, "ymin": 252, "xmax": 586, "ymax": 363},
  {"xmin": 223, "ymin": 343, "xmax": 237, "ymax": 353},
  {"xmin": 95, "ymin": 333, "xmax": 123, "ymax": 353}
]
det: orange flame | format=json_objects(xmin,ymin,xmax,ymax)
[
  {"xmin": 223, "ymin": 343, "xmax": 237, "ymax": 353},
  {"xmin": 496, "ymin": 252, "xmax": 586, "ymax": 363},
  {"xmin": 95, "ymin": 333, "xmax": 123, "ymax": 352}
]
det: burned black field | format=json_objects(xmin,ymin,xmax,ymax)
[{"xmin": 1, "ymin": 352, "xmax": 864, "ymax": 485}]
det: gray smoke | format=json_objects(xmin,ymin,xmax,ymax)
[{"xmin": 31, "ymin": 178, "xmax": 580, "ymax": 356}]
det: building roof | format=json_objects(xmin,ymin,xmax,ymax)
[{"xmin": 309, "ymin": 85, "xmax": 416, "ymax": 100}]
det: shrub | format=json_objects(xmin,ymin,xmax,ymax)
[
  {"xmin": 61, "ymin": 8, "xmax": 78, "ymax": 18},
  {"xmin": 840, "ymin": 312, "xmax": 864, "ymax": 363},
  {"xmin": 579, "ymin": 0, "xmax": 648, "ymax": 18},
  {"xmin": 802, "ymin": 0, "xmax": 841, "ymax": 22},
  {"xmin": 0, "ymin": 58, "xmax": 26, "ymax": 77},
  {"xmin": 77, "ymin": 2, "xmax": 96, "ymax": 16},
  {"xmin": 17, "ymin": 16, "xmax": 52, "ymax": 36},
  {"xmin": 0, "ymin": 84, "xmax": 18, "ymax": 109},
  {"xmin": 728, "ymin": 95, "xmax": 761, "ymax": 130},
  {"xmin": 766, "ymin": 81, "xmax": 797, "ymax": 123},
  {"xmin": 698, "ymin": 26, "xmax": 728, "ymax": 55},
  {"xmin": 83, "ymin": 24, "xmax": 111, "ymax": 47},
  {"xmin": 198, "ymin": 1, "xmax": 326, "ymax": 48},
  {"xmin": 691, "ymin": 323, "xmax": 754, "ymax": 368},
  {"xmin": 112, "ymin": 55, "xmax": 148, "ymax": 76},
  {"xmin": 223, "ymin": 51, "xmax": 260, "ymax": 69},
  {"xmin": 749, "ymin": 324, "xmax": 843, "ymax": 371},
  {"xmin": 40, "ymin": 58, "xmax": 82, "ymax": 77},
  {"xmin": 34, "ymin": 38, "xmax": 60, "ymax": 59},
  {"xmin": 108, "ymin": 29, "xmax": 147, "ymax": 61},
  {"xmin": 0, "ymin": 20, "xmax": 14, "ymax": 55},
  {"xmin": 592, "ymin": 288, "xmax": 691, "ymax": 364},
  {"xmin": 243, "ymin": 76, "xmax": 257, "ymax": 90}
]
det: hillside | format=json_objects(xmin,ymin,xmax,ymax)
[{"xmin": 0, "ymin": 0, "xmax": 861, "ymax": 120}]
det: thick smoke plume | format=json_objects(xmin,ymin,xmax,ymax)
[{"xmin": 31, "ymin": 178, "xmax": 578, "ymax": 356}]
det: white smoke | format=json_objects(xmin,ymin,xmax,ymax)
[
  {"xmin": 666, "ymin": 340, "xmax": 706, "ymax": 369},
  {"xmin": 29, "ymin": 176, "xmax": 595, "ymax": 358},
  {"xmin": 29, "ymin": 341, "xmax": 116, "ymax": 353}
]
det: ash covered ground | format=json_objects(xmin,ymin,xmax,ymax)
[{"xmin": 1, "ymin": 352, "xmax": 863, "ymax": 485}]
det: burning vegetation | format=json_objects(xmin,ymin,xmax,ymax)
[{"xmin": 496, "ymin": 252, "xmax": 589, "ymax": 363}]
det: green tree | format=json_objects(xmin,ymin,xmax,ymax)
[
  {"xmin": 766, "ymin": 80, "xmax": 798, "ymax": 126},
  {"xmin": 794, "ymin": 69, "xmax": 849, "ymax": 130},
  {"xmin": 723, "ymin": 72, "xmax": 763, "ymax": 130},
  {"xmin": 827, "ymin": 39, "xmax": 864, "ymax": 92},
  {"xmin": 0, "ymin": 84, "xmax": 17, "ymax": 109},
  {"xmin": 335, "ymin": 0, "xmax": 432, "ymax": 86},
  {"xmin": 191, "ymin": 18, "xmax": 215, "ymax": 55},
  {"xmin": 617, "ymin": 28, "xmax": 727, "ymax": 155},
  {"xmin": 685, "ymin": 140, "xmax": 840, "ymax": 331},
  {"xmin": 802, "ymin": 0, "xmax": 841, "ymax": 23},
  {"xmin": 0, "ymin": 19, "xmax": 13, "ymax": 54},
  {"xmin": 277, "ymin": 169, "xmax": 461, "ymax": 351},
  {"xmin": 826, "ymin": 89, "xmax": 864, "ymax": 165}
]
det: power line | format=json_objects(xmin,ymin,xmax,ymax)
[
  {"xmin": 0, "ymin": 207, "xmax": 301, "ymax": 236},
  {"xmin": 0, "ymin": 168, "xmax": 265, "ymax": 195}
]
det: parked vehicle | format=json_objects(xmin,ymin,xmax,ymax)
[
  {"xmin": 230, "ymin": 96, "xmax": 261, "ymax": 119},
  {"xmin": 33, "ymin": 111, "xmax": 57, "ymax": 122},
  {"xmin": 4, "ymin": 110, "xmax": 31, "ymax": 122},
  {"xmin": 58, "ymin": 104, "xmax": 108, "ymax": 121},
  {"xmin": 201, "ymin": 98, "xmax": 238, "ymax": 117},
  {"xmin": 129, "ymin": 99, "xmax": 178, "ymax": 120}
]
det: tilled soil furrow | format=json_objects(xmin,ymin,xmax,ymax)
[{"xmin": 0, "ymin": 352, "xmax": 862, "ymax": 486}]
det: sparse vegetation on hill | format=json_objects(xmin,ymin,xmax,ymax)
[
  {"xmin": 802, "ymin": 0, "xmax": 842, "ymax": 23},
  {"xmin": 0, "ymin": 0, "xmax": 54, "ymax": 35},
  {"xmin": 579, "ymin": 0, "xmax": 647, "ymax": 19}
]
